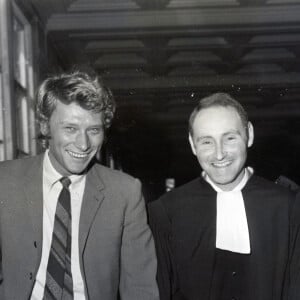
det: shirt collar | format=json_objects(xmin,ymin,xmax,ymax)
[
  {"xmin": 43, "ymin": 149, "xmax": 86, "ymax": 187},
  {"xmin": 43, "ymin": 150, "xmax": 62, "ymax": 187}
]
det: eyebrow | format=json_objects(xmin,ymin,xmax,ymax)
[
  {"xmin": 224, "ymin": 130, "xmax": 242, "ymax": 136},
  {"xmin": 195, "ymin": 136, "xmax": 212, "ymax": 143},
  {"xmin": 58, "ymin": 121, "xmax": 104, "ymax": 128}
]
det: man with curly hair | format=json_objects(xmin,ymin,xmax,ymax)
[{"xmin": 0, "ymin": 71, "xmax": 159, "ymax": 300}]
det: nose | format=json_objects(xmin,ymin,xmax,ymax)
[
  {"xmin": 75, "ymin": 131, "xmax": 90, "ymax": 151},
  {"xmin": 215, "ymin": 141, "xmax": 226, "ymax": 160}
]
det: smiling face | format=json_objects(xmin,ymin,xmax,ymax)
[
  {"xmin": 189, "ymin": 105, "xmax": 254, "ymax": 191},
  {"xmin": 42, "ymin": 101, "xmax": 105, "ymax": 176}
]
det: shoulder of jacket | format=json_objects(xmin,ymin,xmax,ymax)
[{"xmin": 91, "ymin": 163, "xmax": 139, "ymax": 185}]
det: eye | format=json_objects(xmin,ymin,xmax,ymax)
[
  {"xmin": 225, "ymin": 134, "xmax": 237, "ymax": 142},
  {"xmin": 65, "ymin": 126, "xmax": 76, "ymax": 133},
  {"xmin": 89, "ymin": 127, "xmax": 102, "ymax": 135},
  {"xmin": 199, "ymin": 138, "xmax": 213, "ymax": 146}
]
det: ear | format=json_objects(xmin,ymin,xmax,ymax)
[
  {"xmin": 247, "ymin": 121, "xmax": 254, "ymax": 148},
  {"xmin": 40, "ymin": 121, "xmax": 49, "ymax": 136},
  {"xmin": 189, "ymin": 134, "xmax": 197, "ymax": 155}
]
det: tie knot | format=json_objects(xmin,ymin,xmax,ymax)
[{"xmin": 60, "ymin": 177, "xmax": 71, "ymax": 188}]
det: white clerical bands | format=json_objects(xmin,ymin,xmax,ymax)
[{"xmin": 203, "ymin": 167, "xmax": 253, "ymax": 254}]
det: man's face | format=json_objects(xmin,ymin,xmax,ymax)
[
  {"xmin": 43, "ymin": 101, "xmax": 105, "ymax": 176},
  {"xmin": 189, "ymin": 105, "xmax": 254, "ymax": 191}
]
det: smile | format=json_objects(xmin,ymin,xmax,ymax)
[
  {"xmin": 67, "ymin": 150, "xmax": 89, "ymax": 158},
  {"xmin": 212, "ymin": 161, "xmax": 231, "ymax": 168}
]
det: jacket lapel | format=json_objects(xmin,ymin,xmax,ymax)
[{"xmin": 79, "ymin": 164, "xmax": 105, "ymax": 255}]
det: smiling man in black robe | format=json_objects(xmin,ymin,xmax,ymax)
[{"xmin": 149, "ymin": 92, "xmax": 294, "ymax": 300}]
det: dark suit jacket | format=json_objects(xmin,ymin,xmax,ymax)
[
  {"xmin": 0, "ymin": 154, "xmax": 159, "ymax": 299},
  {"xmin": 148, "ymin": 175, "xmax": 294, "ymax": 300}
]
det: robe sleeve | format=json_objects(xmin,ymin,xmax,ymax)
[
  {"xmin": 148, "ymin": 199, "xmax": 187, "ymax": 300},
  {"xmin": 285, "ymin": 190, "xmax": 300, "ymax": 300}
]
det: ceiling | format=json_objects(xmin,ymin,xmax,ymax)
[{"xmin": 17, "ymin": 0, "xmax": 300, "ymax": 198}]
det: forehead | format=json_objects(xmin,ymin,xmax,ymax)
[
  {"xmin": 50, "ymin": 101, "xmax": 103, "ymax": 125},
  {"xmin": 192, "ymin": 106, "xmax": 244, "ymax": 136}
]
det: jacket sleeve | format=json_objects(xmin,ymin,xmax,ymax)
[
  {"xmin": 148, "ymin": 199, "xmax": 186, "ymax": 300},
  {"xmin": 119, "ymin": 178, "xmax": 160, "ymax": 300},
  {"xmin": 0, "ymin": 220, "xmax": 3, "ymax": 298}
]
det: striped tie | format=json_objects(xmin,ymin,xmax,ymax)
[{"xmin": 44, "ymin": 177, "xmax": 73, "ymax": 300}]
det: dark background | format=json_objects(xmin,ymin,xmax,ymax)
[{"xmin": 17, "ymin": 0, "xmax": 300, "ymax": 200}]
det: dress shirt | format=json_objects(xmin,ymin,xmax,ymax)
[
  {"xmin": 203, "ymin": 167, "xmax": 253, "ymax": 254},
  {"xmin": 31, "ymin": 150, "xmax": 86, "ymax": 299}
]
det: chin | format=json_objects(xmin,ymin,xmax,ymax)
[{"xmin": 65, "ymin": 165, "xmax": 87, "ymax": 175}]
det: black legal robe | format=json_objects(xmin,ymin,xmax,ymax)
[{"xmin": 148, "ymin": 175, "xmax": 294, "ymax": 300}]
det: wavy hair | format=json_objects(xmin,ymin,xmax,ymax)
[{"xmin": 36, "ymin": 70, "xmax": 116, "ymax": 146}]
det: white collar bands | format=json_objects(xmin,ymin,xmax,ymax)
[{"xmin": 203, "ymin": 167, "xmax": 253, "ymax": 254}]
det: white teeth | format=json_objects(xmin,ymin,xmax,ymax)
[
  {"xmin": 68, "ymin": 151, "xmax": 88, "ymax": 158},
  {"xmin": 212, "ymin": 161, "xmax": 230, "ymax": 167}
]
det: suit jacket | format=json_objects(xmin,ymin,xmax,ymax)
[
  {"xmin": 148, "ymin": 175, "xmax": 294, "ymax": 300},
  {"xmin": 0, "ymin": 153, "xmax": 159, "ymax": 300}
]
